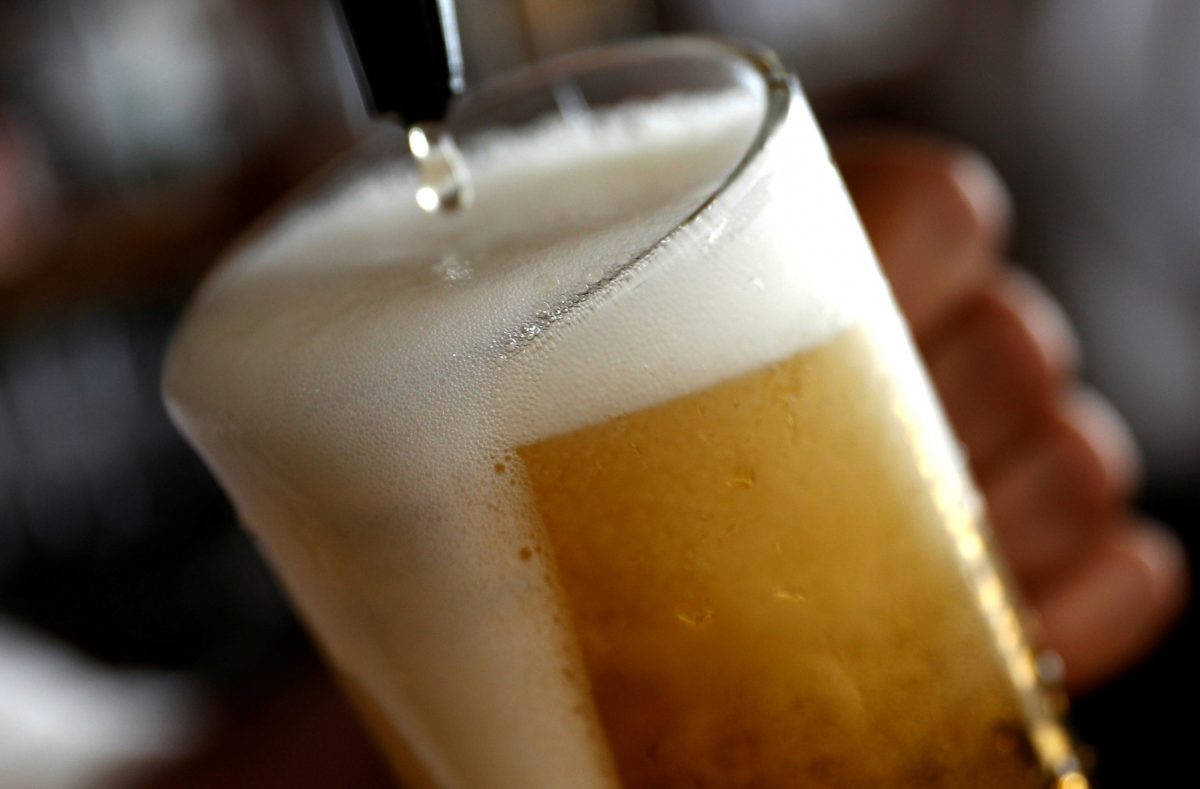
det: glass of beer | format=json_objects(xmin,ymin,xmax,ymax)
[{"xmin": 164, "ymin": 38, "xmax": 1085, "ymax": 787}]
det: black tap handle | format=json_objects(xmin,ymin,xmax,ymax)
[{"xmin": 337, "ymin": 0, "xmax": 465, "ymax": 124}]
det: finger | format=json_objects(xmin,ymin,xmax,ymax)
[
  {"xmin": 834, "ymin": 131, "xmax": 1010, "ymax": 337},
  {"xmin": 1031, "ymin": 522, "xmax": 1188, "ymax": 693},
  {"xmin": 925, "ymin": 269, "xmax": 1081, "ymax": 474},
  {"xmin": 982, "ymin": 389, "xmax": 1141, "ymax": 591}
]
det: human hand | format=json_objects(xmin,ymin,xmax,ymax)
[{"xmin": 834, "ymin": 131, "xmax": 1187, "ymax": 693}]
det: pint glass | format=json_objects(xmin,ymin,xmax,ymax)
[{"xmin": 165, "ymin": 38, "xmax": 1084, "ymax": 787}]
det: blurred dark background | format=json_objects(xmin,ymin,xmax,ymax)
[{"xmin": 0, "ymin": 0, "xmax": 1194, "ymax": 785}]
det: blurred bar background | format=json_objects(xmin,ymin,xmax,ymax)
[{"xmin": 0, "ymin": 0, "xmax": 1194, "ymax": 785}]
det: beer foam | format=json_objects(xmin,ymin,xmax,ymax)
[
  {"xmin": 491, "ymin": 97, "xmax": 885, "ymax": 443},
  {"xmin": 196, "ymin": 88, "xmax": 885, "ymax": 442},
  {"xmin": 165, "ymin": 88, "xmax": 889, "ymax": 786}
]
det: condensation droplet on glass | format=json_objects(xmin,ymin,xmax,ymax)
[{"xmin": 1036, "ymin": 650, "xmax": 1066, "ymax": 686}]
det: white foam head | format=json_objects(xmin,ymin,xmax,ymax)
[{"xmin": 179, "ymin": 86, "xmax": 881, "ymax": 441}]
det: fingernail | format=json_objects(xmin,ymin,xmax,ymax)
[
  {"xmin": 1035, "ymin": 520, "xmax": 1188, "ymax": 692},
  {"xmin": 949, "ymin": 151, "xmax": 1012, "ymax": 242},
  {"xmin": 1124, "ymin": 522, "xmax": 1189, "ymax": 616}
]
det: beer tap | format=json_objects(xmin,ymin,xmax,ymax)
[{"xmin": 337, "ymin": 0, "xmax": 471, "ymax": 211}]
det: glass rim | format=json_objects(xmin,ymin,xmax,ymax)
[{"xmin": 441, "ymin": 35, "xmax": 798, "ymax": 343}]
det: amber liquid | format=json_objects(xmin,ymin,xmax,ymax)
[{"xmin": 517, "ymin": 327, "xmax": 1077, "ymax": 787}]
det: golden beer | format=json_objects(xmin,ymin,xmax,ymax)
[
  {"xmin": 164, "ymin": 40, "xmax": 1083, "ymax": 787},
  {"xmin": 519, "ymin": 327, "xmax": 1065, "ymax": 786}
]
